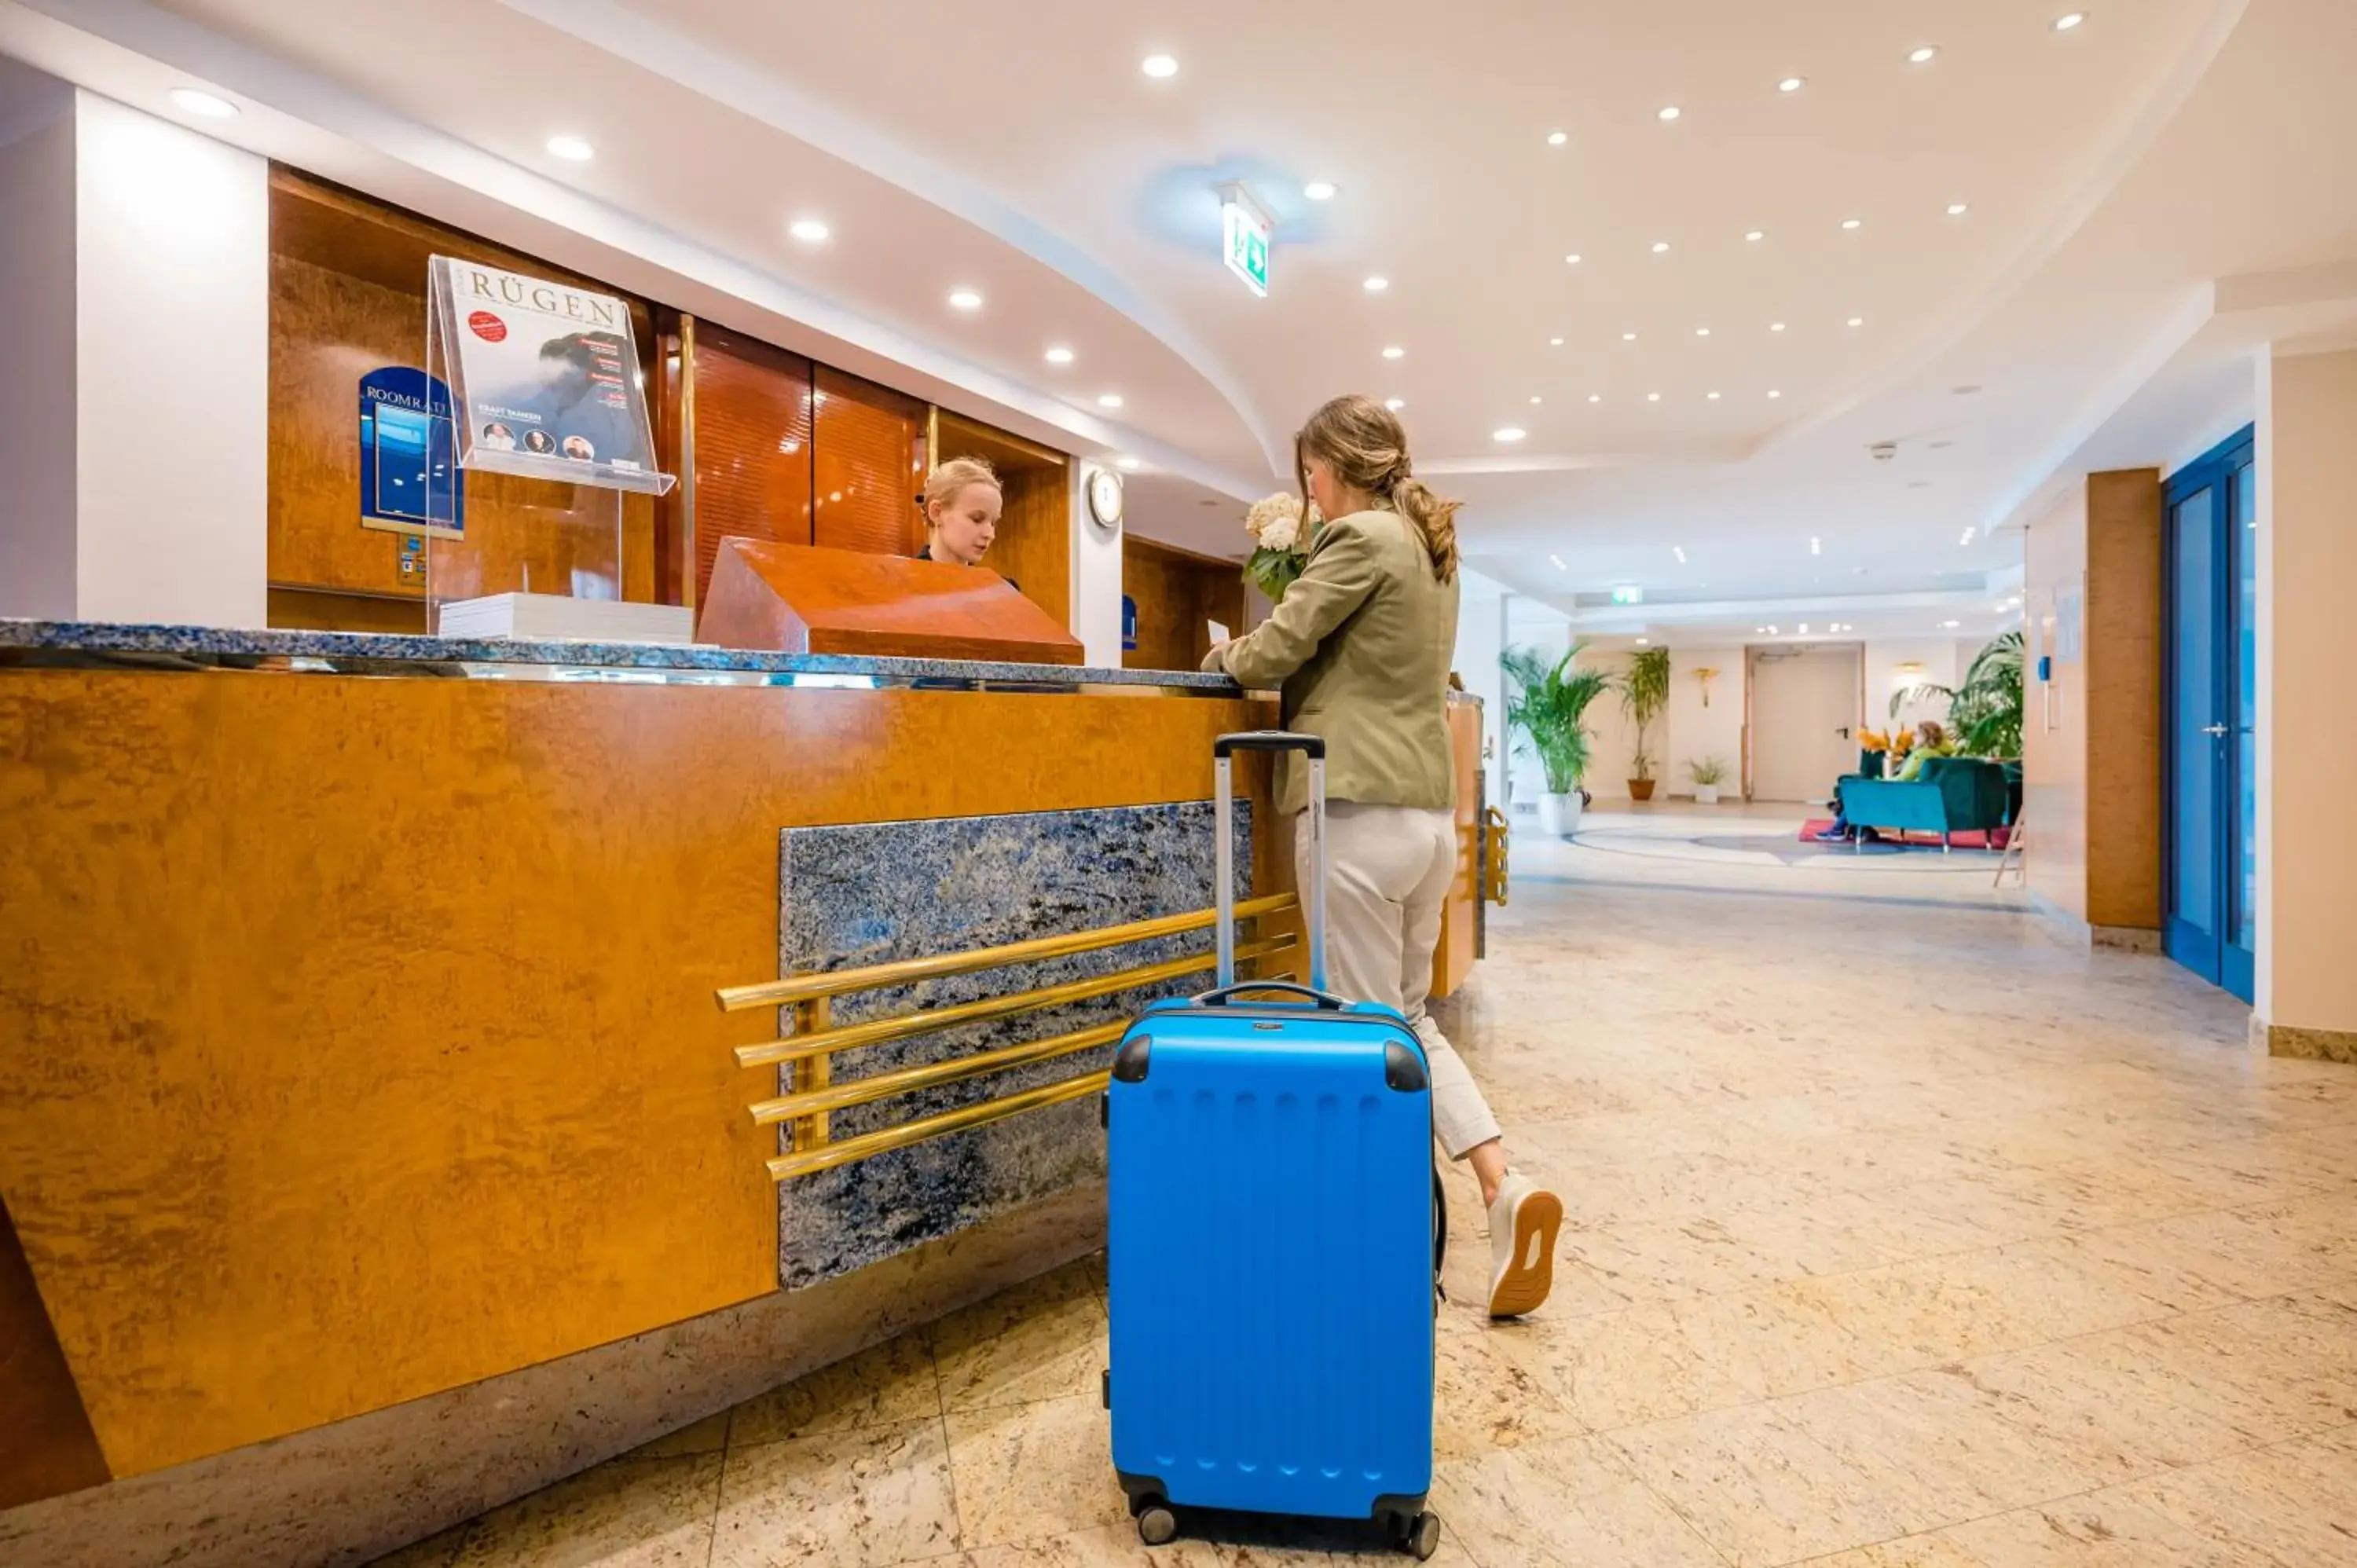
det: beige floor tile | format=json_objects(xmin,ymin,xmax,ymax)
[
  {"xmin": 943, "ymin": 1394, "xmax": 1129, "ymax": 1549},
  {"xmin": 1803, "ymin": 1537, "xmax": 1989, "ymax": 1568},
  {"xmin": 1479, "ymin": 1300, "xmax": 1756, "ymax": 1432},
  {"xmin": 1430, "ymin": 1315, "xmax": 1589, "ymax": 1460},
  {"xmin": 729, "ymin": 1333, "xmax": 944, "ymax": 1449},
  {"xmin": 2064, "ymin": 1298, "xmax": 2357, "ymax": 1449},
  {"xmin": 951, "ymin": 1518, "xmax": 1480, "ymax": 1566},
  {"xmin": 445, "ymin": 1453, "xmax": 722, "ymax": 1567},
  {"xmin": 1939, "ymin": 1493, "xmax": 2250, "ymax": 1566},
  {"xmin": 710, "ymin": 1417, "xmax": 958, "ymax": 1568},
  {"xmin": 933, "ymin": 1259, "xmax": 1107, "ymax": 1414},
  {"xmin": 1560, "ymin": 1212, "xmax": 1828, "ymax": 1305},
  {"xmin": 1432, "ymin": 1434, "xmax": 1725, "ymax": 1566},
  {"xmin": 1658, "ymin": 1284, "xmax": 1920, "ymax": 1401},
  {"xmin": 2117, "ymin": 1427, "xmax": 2357, "ymax": 1566},
  {"xmin": 1605, "ymin": 1401, "xmax": 1920, "ymax": 1566}
]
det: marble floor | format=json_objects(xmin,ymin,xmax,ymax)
[{"xmin": 374, "ymin": 810, "xmax": 2357, "ymax": 1566}]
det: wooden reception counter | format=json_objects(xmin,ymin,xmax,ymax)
[
  {"xmin": 0, "ymin": 619, "xmax": 1493, "ymax": 1566},
  {"xmin": 0, "ymin": 619, "xmax": 1292, "ymax": 1558}
]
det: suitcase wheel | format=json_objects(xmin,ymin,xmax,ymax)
[
  {"xmin": 1137, "ymin": 1504, "xmax": 1178, "ymax": 1547},
  {"xmin": 1391, "ymin": 1510, "xmax": 1442, "ymax": 1561}
]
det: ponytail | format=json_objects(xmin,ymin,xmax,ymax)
[{"xmin": 1390, "ymin": 475, "xmax": 1461, "ymax": 583}]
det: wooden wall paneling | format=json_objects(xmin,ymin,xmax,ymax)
[
  {"xmin": 934, "ymin": 412, "xmax": 1071, "ymax": 625},
  {"xmin": 266, "ymin": 171, "xmax": 662, "ymax": 608},
  {"xmin": 812, "ymin": 367, "xmax": 927, "ymax": 559},
  {"xmin": 2086, "ymin": 467, "xmax": 2165, "ymax": 931},
  {"xmin": 687, "ymin": 326, "xmax": 816, "ymax": 610},
  {"xmin": 0, "ymin": 1196, "xmax": 110, "ymax": 1508},
  {"xmin": 1431, "ymin": 699, "xmax": 1483, "ymax": 998},
  {"xmin": 1123, "ymin": 537, "xmax": 1243, "ymax": 672},
  {"xmin": 0, "ymin": 670, "xmax": 1277, "ymax": 1478},
  {"xmin": 266, "ymin": 588, "xmax": 428, "ymax": 636},
  {"xmin": 652, "ymin": 311, "xmax": 691, "ymax": 610}
]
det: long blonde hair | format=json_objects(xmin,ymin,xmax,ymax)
[
  {"xmin": 1295, "ymin": 395, "xmax": 1460, "ymax": 581},
  {"xmin": 921, "ymin": 456, "xmax": 1000, "ymax": 532}
]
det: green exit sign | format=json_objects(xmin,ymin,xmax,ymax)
[{"xmin": 1220, "ymin": 185, "xmax": 1271, "ymax": 298}]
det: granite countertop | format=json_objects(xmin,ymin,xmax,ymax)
[{"xmin": 0, "ymin": 620, "xmax": 1245, "ymax": 694}]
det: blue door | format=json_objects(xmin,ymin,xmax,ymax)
[{"xmin": 2162, "ymin": 428, "xmax": 2256, "ymax": 1000}]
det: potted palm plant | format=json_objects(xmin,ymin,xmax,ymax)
[
  {"xmin": 1622, "ymin": 647, "xmax": 1672, "ymax": 802},
  {"xmin": 1687, "ymin": 756, "xmax": 1729, "ymax": 806},
  {"xmin": 1502, "ymin": 644, "xmax": 1611, "ymax": 837},
  {"xmin": 1891, "ymin": 632, "xmax": 2025, "ymax": 757}
]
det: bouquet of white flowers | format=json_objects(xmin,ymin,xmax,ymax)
[{"xmin": 1243, "ymin": 492, "xmax": 1319, "ymax": 603}]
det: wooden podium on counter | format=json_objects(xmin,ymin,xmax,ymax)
[{"xmin": 698, "ymin": 537, "xmax": 1084, "ymax": 665}]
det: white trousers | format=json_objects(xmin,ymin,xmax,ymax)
[{"xmin": 1296, "ymin": 803, "xmax": 1505, "ymax": 1161}]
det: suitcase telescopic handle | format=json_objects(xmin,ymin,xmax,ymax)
[
  {"xmin": 1211, "ymin": 731, "xmax": 1327, "ymax": 995},
  {"xmin": 1197, "ymin": 980, "xmax": 1347, "ymax": 1010}
]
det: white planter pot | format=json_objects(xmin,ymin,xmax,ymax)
[
  {"xmin": 1694, "ymin": 785, "xmax": 1721, "ymax": 806},
  {"xmin": 1537, "ymin": 791, "xmax": 1582, "ymax": 838}
]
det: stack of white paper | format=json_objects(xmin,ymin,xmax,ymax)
[{"xmin": 437, "ymin": 593, "xmax": 696, "ymax": 646}]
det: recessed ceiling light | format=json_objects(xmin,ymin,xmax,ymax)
[
  {"xmin": 1647, "ymin": 392, "xmax": 1662, "ymax": 402},
  {"xmin": 1116, "ymin": 456, "xmax": 1144, "ymax": 471},
  {"xmin": 1659, "ymin": 105, "xmax": 1682, "ymax": 122},
  {"xmin": 1622, "ymin": 332, "xmax": 1639, "ymax": 342},
  {"xmin": 1098, "ymin": 393, "xmax": 1124, "ymax": 408},
  {"xmin": 1769, "ymin": 390, "xmax": 1783, "ymax": 399},
  {"xmin": 1385, "ymin": 398, "xmax": 1406, "ymax": 411},
  {"xmin": 1673, "ymin": 546, "xmax": 1688, "ymax": 563},
  {"xmin": 1547, "ymin": 130, "xmax": 1569, "ymax": 146},
  {"xmin": 1841, "ymin": 218, "xmax": 1864, "ymax": 231},
  {"xmin": 1363, "ymin": 275, "xmax": 1389, "ymax": 291},
  {"xmin": 1651, "ymin": 240, "xmax": 1671, "ymax": 254},
  {"xmin": 1530, "ymin": 395, "xmax": 1544, "ymax": 405},
  {"xmin": 1706, "ymin": 391, "xmax": 1721, "ymax": 401},
  {"xmin": 1493, "ymin": 427, "xmax": 1527, "ymax": 443},
  {"xmin": 1695, "ymin": 326, "xmax": 1711, "ymax": 337},
  {"xmin": 1770, "ymin": 321, "xmax": 1787, "ymax": 332},
  {"xmin": 1141, "ymin": 53, "xmax": 1178, "ymax": 78},
  {"xmin": 1959, "ymin": 527, "xmax": 1978, "ymax": 545},
  {"xmin": 1044, "ymin": 346, "xmax": 1074, "ymax": 365},
  {"xmin": 2055, "ymin": 13, "xmax": 2088, "ymax": 32},
  {"xmin": 1381, "ymin": 345, "xmax": 1406, "ymax": 360},
  {"xmin": 169, "ymin": 88, "xmax": 238, "ymax": 119},
  {"xmin": 788, "ymin": 218, "xmax": 831, "ymax": 243},
  {"xmin": 1909, "ymin": 45, "xmax": 1940, "ymax": 64},
  {"xmin": 1588, "ymin": 394, "xmax": 1602, "ymax": 403},
  {"xmin": 1810, "ymin": 537, "xmax": 1822, "ymax": 555},
  {"xmin": 1779, "ymin": 76, "xmax": 1806, "ymax": 93},
  {"xmin": 1636, "ymin": 638, "xmax": 1651, "ymax": 647},
  {"xmin": 1549, "ymin": 336, "xmax": 1565, "ymax": 346},
  {"xmin": 546, "ymin": 134, "xmax": 595, "ymax": 161},
  {"xmin": 948, "ymin": 288, "xmax": 984, "ymax": 310},
  {"xmin": 1304, "ymin": 181, "xmax": 1338, "ymax": 202},
  {"xmin": 1565, "ymin": 253, "xmax": 1583, "ymax": 266},
  {"xmin": 1941, "ymin": 619, "xmax": 1962, "ymax": 629},
  {"xmin": 1848, "ymin": 316, "xmax": 1866, "ymax": 327},
  {"xmin": 1799, "ymin": 625, "xmax": 1812, "ymax": 636},
  {"xmin": 1550, "ymin": 554, "xmax": 1567, "ymax": 570},
  {"xmin": 1746, "ymin": 229, "xmax": 1766, "ymax": 243}
]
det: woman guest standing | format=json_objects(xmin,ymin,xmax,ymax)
[
  {"xmin": 918, "ymin": 457, "xmax": 1002, "ymax": 566},
  {"xmin": 1204, "ymin": 394, "xmax": 1562, "ymax": 1319}
]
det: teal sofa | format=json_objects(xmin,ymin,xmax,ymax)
[{"xmin": 1835, "ymin": 757, "xmax": 2013, "ymax": 850}]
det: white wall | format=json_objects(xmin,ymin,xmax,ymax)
[
  {"xmin": 1452, "ymin": 567, "xmax": 1508, "ymax": 810},
  {"xmin": 1069, "ymin": 464, "xmax": 1123, "ymax": 665},
  {"xmin": 0, "ymin": 85, "xmax": 79, "ymax": 619},
  {"xmin": 1662, "ymin": 647, "xmax": 1747, "ymax": 797},
  {"xmin": 2255, "ymin": 345, "xmax": 2357, "ymax": 1039},
  {"xmin": 70, "ymin": 91, "xmax": 269, "ymax": 628},
  {"xmin": 1865, "ymin": 638, "xmax": 1967, "ymax": 735}
]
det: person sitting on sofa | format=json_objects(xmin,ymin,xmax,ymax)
[{"xmin": 1815, "ymin": 720, "xmax": 1950, "ymax": 841}]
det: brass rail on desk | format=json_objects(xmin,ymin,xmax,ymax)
[
  {"xmin": 1484, "ymin": 804, "xmax": 1510, "ymax": 907},
  {"xmin": 720, "ymin": 896, "xmax": 1301, "ymax": 1181}
]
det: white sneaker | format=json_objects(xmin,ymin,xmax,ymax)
[{"xmin": 1486, "ymin": 1173, "xmax": 1561, "ymax": 1319}]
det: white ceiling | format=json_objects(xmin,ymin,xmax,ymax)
[{"xmin": 5, "ymin": 0, "xmax": 2355, "ymax": 641}]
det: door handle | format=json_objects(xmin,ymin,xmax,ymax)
[{"xmin": 2202, "ymin": 724, "xmax": 2229, "ymax": 738}]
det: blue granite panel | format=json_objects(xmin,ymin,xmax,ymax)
[
  {"xmin": 0, "ymin": 619, "xmax": 1239, "ymax": 692},
  {"xmin": 776, "ymin": 800, "xmax": 1251, "ymax": 1288}
]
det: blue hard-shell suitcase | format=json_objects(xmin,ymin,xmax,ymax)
[{"xmin": 1105, "ymin": 731, "xmax": 1444, "ymax": 1559}]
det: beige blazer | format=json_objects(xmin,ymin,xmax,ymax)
[{"xmin": 1204, "ymin": 507, "xmax": 1458, "ymax": 815}]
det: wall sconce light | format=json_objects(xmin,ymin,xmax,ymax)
[{"xmin": 1693, "ymin": 667, "xmax": 1720, "ymax": 707}]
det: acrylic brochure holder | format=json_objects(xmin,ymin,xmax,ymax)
[{"xmin": 422, "ymin": 254, "xmax": 678, "ymax": 639}]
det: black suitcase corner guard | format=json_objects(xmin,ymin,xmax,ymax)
[
  {"xmin": 1384, "ymin": 1040, "xmax": 1428, "ymax": 1093},
  {"xmin": 1113, "ymin": 1034, "xmax": 1152, "ymax": 1083}
]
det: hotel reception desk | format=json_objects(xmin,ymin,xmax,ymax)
[{"xmin": 0, "ymin": 619, "xmax": 1490, "ymax": 1566}]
